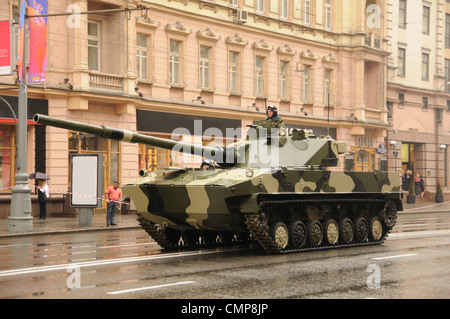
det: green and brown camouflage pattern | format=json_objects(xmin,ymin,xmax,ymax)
[
  {"xmin": 123, "ymin": 167, "xmax": 402, "ymax": 233},
  {"xmin": 33, "ymin": 114, "xmax": 402, "ymax": 252}
]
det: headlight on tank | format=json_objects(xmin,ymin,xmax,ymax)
[{"xmin": 245, "ymin": 167, "xmax": 254, "ymax": 177}]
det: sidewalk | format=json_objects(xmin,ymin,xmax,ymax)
[
  {"xmin": 0, "ymin": 212, "xmax": 140, "ymax": 238},
  {"xmin": 0, "ymin": 200, "xmax": 449, "ymax": 238}
]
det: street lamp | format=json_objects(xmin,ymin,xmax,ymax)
[
  {"xmin": 393, "ymin": 151, "xmax": 399, "ymax": 172},
  {"xmin": 8, "ymin": 13, "xmax": 32, "ymax": 233}
]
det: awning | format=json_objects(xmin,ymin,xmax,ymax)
[{"xmin": 0, "ymin": 118, "xmax": 38, "ymax": 125}]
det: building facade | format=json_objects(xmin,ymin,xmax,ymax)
[
  {"xmin": 2, "ymin": 0, "xmax": 443, "ymax": 217},
  {"xmin": 386, "ymin": 0, "xmax": 450, "ymax": 196}
]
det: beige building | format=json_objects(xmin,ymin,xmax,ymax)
[
  {"xmin": 0, "ymin": 0, "xmax": 399, "ymax": 216},
  {"xmin": 386, "ymin": 0, "xmax": 450, "ymax": 196}
]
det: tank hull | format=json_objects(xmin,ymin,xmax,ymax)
[{"xmin": 124, "ymin": 167, "xmax": 402, "ymax": 253}]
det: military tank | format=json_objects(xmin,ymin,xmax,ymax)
[{"xmin": 33, "ymin": 114, "xmax": 402, "ymax": 254}]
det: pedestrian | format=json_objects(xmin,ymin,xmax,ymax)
[
  {"xmin": 36, "ymin": 179, "xmax": 49, "ymax": 220},
  {"xmin": 414, "ymin": 173, "xmax": 425, "ymax": 199},
  {"xmin": 404, "ymin": 170, "xmax": 412, "ymax": 192},
  {"xmin": 401, "ymin": 170, "xmax": 406, "ymax": 191},
  {"xmin": 105, "ymin": 181, "xmax": 122, "ymax": 226}
]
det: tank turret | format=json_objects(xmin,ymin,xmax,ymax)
[{"xmin": 33, "ymin": 113, "xmax": 402, "ymax": 254}]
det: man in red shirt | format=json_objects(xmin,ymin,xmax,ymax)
[{"xmin": 105, "ymin": 181, "xmax": 122, "ymax": 226}]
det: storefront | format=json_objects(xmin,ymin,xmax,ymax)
[{"xmin": 0, "ymin": 95, "xmax": 47, "ymax": 192}]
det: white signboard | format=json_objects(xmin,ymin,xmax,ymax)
[{"xmin": 70, "ymin": 154, "xmax": 103, "ymax": 207}]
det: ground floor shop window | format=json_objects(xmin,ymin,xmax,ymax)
[
  {"xmin": 351, "ymin": 147, "xmax": 375, "ymax": 172},
  {"xmin": 401, "ymin": 143, "xmax": 415, "ymax": 172},
  {"xmin": 138, "ymin": 133, "xmax": 173, "ymax": 172},
  {"xmin": 0, "ymin": 126, "xmax": 15, "ymax": 191}
]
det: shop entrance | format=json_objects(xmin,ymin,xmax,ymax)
[{"xmin": 401, "ymin": 143, "xmax": 414, "ymax": 173}]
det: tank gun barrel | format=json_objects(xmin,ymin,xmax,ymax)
[{"xmin": 33, "ymin": 114, "xmax": 232, "ymax": 165}]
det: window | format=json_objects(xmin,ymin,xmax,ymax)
[
  {"xmin": 324, "ymin": 0, "xmax": 332, "ymax": 30},
  {"xmin": 446, "ymin": 14, "xmax": 450, "ymax": 48},
  {"xmin": 280, "ymin": 60, "xmax": 288, "ymax": 100},
  {"xmin": 436, "ymin": 109, "xmax": 443, "ymax": 124},
  {"xmin": 136, "ymin": 33, "xmax": 148, "ymax": 80},
  {"xmin": 422, "ymin": 5, "xmax": 430, "ymax": 34},
  {"xmin": 398, "ymin": 48, "xmax": 406, "ymax": 77},
  {"xmin": 302, "ymin": 65, "xmax": 310, "ymax": 102},
  {"xmin": 422, "ymin": 97, "xmax": 428, "ymax": 110},
  {"xmin": 169, "ymin": 39, "xmax": 181, "ymax": 85},
  {"xmin": 399, "ymin": 93, "xmax": 405, "ymax": 106},
  {"xmin": 304, "ymin": 0, "xmax": 310, "ymax": 24},
  {"xmin": 138, "ymin": 134, "xmax": 173, "ymax": 172},
  {"xmin": 0, "ymin": 127, "xmax": 14, "ymax": 190},
  {"xmin": 256, "ymin": 0, "xmax": 264, "ymax": 13},
  {"xmin": 88, "ymin": 21, "xmax": 100, "ymax": 71},
  {"xmin": 200, "ymin": 45, "xmax": 211, "ymax": 90},
  {"xmin": 399, "ymin": 0, "xmax": 407, "ymax": 29},
  {"xmin": 281, "ymin": 0, "xmax": 288, "ymax": 20},
  {"xmin": 229, "ymin": 0, "xmax": 238, "ymax": 6},
  {"xmin": 387, "ymin": 101, "xmax": 394, "ymax": 119},
  {"xmin": 228, "ymin": 51, "xmax": 239, "ymax": 93},
  {"xmin": 445, "ymin": 59, "xmax": 450, "ymax": 92},
  {"xmin": 324, "ymin": 69, "xmax": 332, "ymax": 105},
  {"xmin": 421, "ymin": 53, "xmax": 429, "ymax": 81},
  {"xmin": 255, "ymin": 56, "xmax": 264, "ymax": 97}
]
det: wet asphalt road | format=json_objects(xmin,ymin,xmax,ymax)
[{"xmin": 0, "ymin": 211, "xmax": 449, "ymax": 301}]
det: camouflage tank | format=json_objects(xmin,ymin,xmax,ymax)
[{"xmin": 33, "ymin": 114, "xmax": 402, "ymax": 254}]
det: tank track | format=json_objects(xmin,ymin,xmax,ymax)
[
  {"xmin": 136, "ymin": 198, "xmax": 397, "ymax": 254},
  {"xmin": 245, "ymin": 198, "xmax": 396, "ymax": 254},
  {"xmin": 136, "ymin": 213, "xmax": 178, "ymax": 249}
]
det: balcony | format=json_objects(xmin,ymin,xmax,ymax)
[{"xmin": 89, "ymin": 72, "xmax": 124, "ymax": 91}]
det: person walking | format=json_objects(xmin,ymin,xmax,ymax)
[{"xmin": 105, "ymin": 181, "xmax": 122, "ymax": 226}]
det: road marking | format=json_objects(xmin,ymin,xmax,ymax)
[
  {"xmin": 388, "ymin": 229, "xmax": 450, "ymax": 239},
  {"xmin": 371, "ymin": 253, "xmax": 417, "ymax": 260},
  {"xmin": 98, "ymin": 243, "xmax": 155, "ymax": 249},
  {"xmin": 106, "ymin": 281, "xmax": 195, "ymax": 295}
]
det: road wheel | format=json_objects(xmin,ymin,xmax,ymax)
[
  {"xmin": 182, "ymin": 229, "xmax": 200, "ymax": 246},
  {"xmin": 339, "ymin": 218, "xmax": 354, "ymax": 244},
  {"xmin": 201, "ymin": 230, "xmax": 217, "ymax": 245},
  {"xmin": 288, "ymin": 220, "xmax": 307, "ymax": 249},
  {"xmin": 353, "ymin": 217, "xmax": 369, "ymax": 242},
  {"xmin": 323, "ymin": 219, "xmax": 339, "ymax": 245},
  {"xmin": 369, "ymin": 217, "xmax": 383, "ymax": 241},
  {"xmin": 163, "ymin": 227, "xmax": 181, "ymax": 246},
  {"xmin": 270, "ymin": 222, "xmax": 289, "ymax": 249},
  {"xmin": 307, "ymin": 220, "xmax": 323, "ymax": 247},
  {"xmin": 220, "ymin": 231, "xmax": 235, "ymax": 244}
]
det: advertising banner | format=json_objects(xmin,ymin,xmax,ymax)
[
  {"xmin": 17, "ymin": 0, "xmax": 25, "ymax": 82},
  {"xmin": 27, "ymin": 0, "xmax": 47, "ymax": 83},
  {"xmin": 0, "ymin": 20, "xmax": 14, "ymax": 76}
]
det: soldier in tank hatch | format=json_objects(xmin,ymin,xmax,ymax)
[{"xmin": 256, "ymin": 105, "xmax": 285, "ymax": 131}]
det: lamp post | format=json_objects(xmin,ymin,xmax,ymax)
[
  {"xmin": 8, "ymin": 13, "xmax": 32, "ymax": 233},
  {"xmin": 393, "ymin": 151, "xmax": 399, "ymax": 172}
]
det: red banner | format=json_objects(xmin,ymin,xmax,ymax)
[
  {"xmin": 27, "ymin": 0, "xmax": 48, "ymax": 83},
  {"xmin": 0, "ymin": 20, "xmax": 13, "ymax": 76}
]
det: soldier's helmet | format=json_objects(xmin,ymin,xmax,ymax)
[{"xmin": 267, "ymin": 105, "xmax": 278, "ymax": 117}]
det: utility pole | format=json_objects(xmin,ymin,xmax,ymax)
[{"xmin": 8, "ymin": 15, "xmax": 32, "ymax": 233}]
